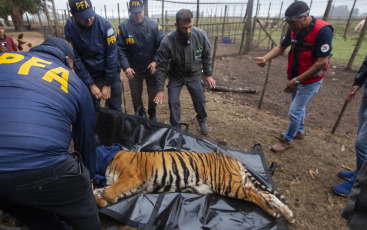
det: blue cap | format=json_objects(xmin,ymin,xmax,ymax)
[
  {"xmin": 69, "ymin": 0, "xmax": 95, "ymax": 20},
  {"xmin": 129, "ymin": 0, "xmax": 144, "ymax": 13},
  {"xmin": 42, "ymin": 37, "xmax": 75, "ymax": 60}
]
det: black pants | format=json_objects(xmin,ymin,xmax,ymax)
[
  {"xmin": 167, "ymin": 79, "xmax": 207, "ymax": 126},
  {"xmin": 0, "ymin": 153, "xmax": 101, "ymax": 230}
]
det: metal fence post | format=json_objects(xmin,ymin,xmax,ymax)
[
  {"xmin": 343, "ymin": 0, "xmax": 357, "ymax": 40},
  {"xmin": 323, "ymin": 0, "xmax": 333, "ymax": 21}
]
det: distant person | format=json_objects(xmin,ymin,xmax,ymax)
[
  {"xmin": 65, "ymin": 0, "xmax": 123, "ymax": 111},
  {"xmin": 332, "ymin": 56, "xmax": 367, "ymax": 196},
  {"xmin": 254, "ymin": 1, "xmax": 333, "ymax": 152},
  {"xmin": 117, "ymin": 0, "xmax": 164, "ymax": 120},
  {"xmin": 154, "ymin": 9, "xmax": 216, "ymax": 134},
  {"xmin": 0, "ymin": 22, "xmax": 18, "ymax": 52},
  {"xmin": 0, "ymin": 37, "xmax": 100, "ymax": 230},
  {"xmin": 16, "ymin": 33, "xmax": 32, "ymax": 51}
]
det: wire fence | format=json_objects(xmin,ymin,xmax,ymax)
[{"xmin": 23, "ymin": 0, "xmax": 367, "ymax": 67}]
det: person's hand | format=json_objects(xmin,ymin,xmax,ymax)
[
  {"xmin": 0, "ymin": 45, "xmax": 7, "ymax": 52},
  {"xmin": 124, "ymin": 67, "xmax": 136, "ymax": 79},
  {"xmin": 254, "ymin": 57, "xmax": 267, "ymax": 67},
  {"xmin": 204, "ymin": 76, "xmax": 216, "ymax": 89},
  {"xmin": 284, "ymin": 79, "xmax": 298, "ymax": 94},
  {"xmin": 90, "ymin": 84, "xmax": 102, "ymax": 99},
  {"xmin": 154, "ymin": 91, "xmax": 165, "ymax": 104},
  {"xmin": 148, "ymin": 62, "xmax": 157, "ymax": 75},
  {"xmin": 101, "ymin": 85, "xmax": 111, "ymax": 100},
  {"xmin": 347, "ymin": 85, "xmax": 360, "ymax": 102}
]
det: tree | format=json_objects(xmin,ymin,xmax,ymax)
[
  {"xmin": 330, "ymin": 5, "xmax": 360, "ymax": 19},
  {"xmin": 0, "ymin": 0, "xmax": 42, "ymax": 30}
]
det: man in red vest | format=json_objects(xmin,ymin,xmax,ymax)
[{"xmin": 255, "ymin": 1, "xmax": 333, "ymax": 152}]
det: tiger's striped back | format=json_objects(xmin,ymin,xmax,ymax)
[{"xmin": 93, "ymin": 150, "xmax": 295, "ymax": 224}]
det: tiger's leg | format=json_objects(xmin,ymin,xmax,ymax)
[{"xmin": 244, "ymin": 185, "xmax": 295, "ymax": 224}]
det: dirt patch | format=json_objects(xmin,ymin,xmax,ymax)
[{"xmin": 1, "ymin": 32, "xmax": 358, "ymax": 230}]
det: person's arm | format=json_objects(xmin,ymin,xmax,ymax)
[
  {"xmin": 348, "ymin": 56, "xmax": 367, "ymax": 102},
  {"xmin": 153, "ymin": 38, "xmax": 170, "ymax": 104},
  {"xmin": 64, "ymin": 22, "xmax": 95, "ymax": 87},
  {"xmin": 254, "ymin": 45, "xmax": 288, "ymax": 67},
  {"xmin": 103, "ymin": 21, "xmax": 118, "ymax": 87},
  {"xmin": 72, "ymin": 84, "xmax": 97, "ymax": 180},
  {"xmin": 116, "ymin": 22, "xmax": 135, "ymax": 79},
  {"xmin": 148, "ymin": 22, "xmax": 165, "ymax": 75}
]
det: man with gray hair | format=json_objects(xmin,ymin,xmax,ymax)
[{"xmin": 154, "ymin": 9, "xmax": 216, "ymax": 135}]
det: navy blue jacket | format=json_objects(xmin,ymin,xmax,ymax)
[
  {"xmin": 0, "ymin": 46, "xmax": 97, "ymax": 179},
  {"xmin": 65, "ymin": 14, "xmax": 118, "ymax": 87},
  {"xmin": 354, "ymin": 56, "xmax": 367, "ymax": 88},
  {"xmin": 117, "ymin": 17, "xmax": 164, "ymax": 76}
]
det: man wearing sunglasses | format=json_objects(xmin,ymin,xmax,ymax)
[{"xmin": 255, "ymin": 1, "xmax": 333, "ymax": 152}]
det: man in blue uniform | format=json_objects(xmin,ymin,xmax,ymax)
[
  {"xmin": 65, "ymin": 0, "xmax": 122, "ymax": 111},
  {"xmin": 117, "ymin": 0, "xmax": 164, "ymax": 121},
  {"xmin": 255, "ymin": 1, "xmax": 333, "ymax": 152},
  {"xmin": 332, "ymin": 56, "xmax": 367, "ymax": 196},
  {"xmin": 0, "ymin": 38, "xmax": 100, "ymax": 229}
]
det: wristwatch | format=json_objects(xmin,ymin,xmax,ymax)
[{"xmin": 293, "ymin": 78, "xmax": 300, "ymax": 85}]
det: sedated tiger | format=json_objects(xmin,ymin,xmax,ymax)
[{"xmin": 93, "ymin": 150, "xmax": 295, "ymax": 224}]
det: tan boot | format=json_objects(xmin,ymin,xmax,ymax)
[
  {"xmin": 271, "ymin": 138, "xmax": 291, "ymax": 152},
  {"xmin": 295, "ymin": 131, "xmax": 305, "ymax": 139}
]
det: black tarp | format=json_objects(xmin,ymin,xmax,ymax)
[{"xmin": 95, "ymin": 107, "xmax": 287, "ymax": 230}]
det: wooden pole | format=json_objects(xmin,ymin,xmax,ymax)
[
  {"xmin": 259, "ymin": 43, "xmax": 275, "ymax": 109},
  {"xmin": 256, "ymin": 19, "xmax": 278, "ymax": 46},
  {"xmin": 212, "ymin": 36, "xmax": 219, "ymax": 69},
  {"xmin": 309, "ymin": 0, "xmax": 313, "ymax": 12},
  {"xmin": 43, "ymin": 1, "xmax": 51, "ymax": 27},
  {"xmin": 37, "ymin": 11, "xmax": 43, "ymax": 28},
  {"xmin": 257, "ymin": 4, "xmax": 261, "ymax": 42},
  {"xmin": 331, "ymin": 100, "xmax": 349, "ymax": 134},
  {"xmin": 251, "ymin": 0, "xmax": 260, "ymax": 43},
  {"xmin": 104, "ymin": 5, "xmax": 107, "ymax": 19},
  {"xmin": 196, "ymin": 0, "xmax": 199, "ymax": 27},
  {"xmin": 323, "ymin": 0, "xmax": 333, "ymax": 21},
  {"xmin": 221, "ymin": 5, "xmax": 228, "ymax": 37},
  {"xmin": 50, "ymin": 0, "xmax": 60, "ymax": 37},
  {"xmin": 161, "ymin": 0, "xmax": 165, "ymax": 32},
  {"xmin": 118, "ymin": 3, "xmax": 121, "ymax": 25},
  {"xmin": 343, "ymin": 0, "xmax": 357, "ymax": 40},
  {"xmin": 243, "ymin": 0, "xmax": 254, "ymax": 54},
  {"xmin": 346, "ymin": 15, "xmax": 367, "ymax": 70},
  {"xmin": 266, "ymin": 2, "xmax": 271, "ymax": 49},
  {"xmin": 67, "ymin": 3, "xmax": 70, "ymax": 18}
]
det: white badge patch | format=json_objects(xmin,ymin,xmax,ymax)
[
  {"xmin": 321, "ymin": 44, "xmax": 330, "ymax": 53},
  {"xmin": 107, "ymin": 28, "xmax": 114, "ymax": 37}
]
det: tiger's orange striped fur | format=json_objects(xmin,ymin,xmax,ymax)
[{"xmin": 93, "ymin": 150, "xmax": 295, "ymax": 224}]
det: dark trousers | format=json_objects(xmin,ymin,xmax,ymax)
[
  {"xmin": 93, "ymin": 73, "xmax": 123, "ymax": 111},
  {"xmin": 167, "ymin": 79, "xmax": 207, "ymax": 126},
  {"xmin": 129, "ymin": 74, "xmax": 157, "ymax": 119},
  {"xmin": 0, "ymin": 153, "xmax": 101, "ymax": 230}
]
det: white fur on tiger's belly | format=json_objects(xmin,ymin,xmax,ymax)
[{"xmin": 184, "ymin": 184, "xmax": 213, "ymax": 194}]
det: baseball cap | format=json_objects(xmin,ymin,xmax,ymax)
[
  {"xmin": 69, "ymin": 0, "xmax": 95, "ymax": 20},
  {"xmin": 284, "ymin": 1, "xmax": 310, "ymax": 21},
  {"xmin": 42, "ymin": 37, "xmax": 75, "ymax": 60},
  {"xmin": 129, "ymin": 0, "xmax": 144, "ymax": 14}
]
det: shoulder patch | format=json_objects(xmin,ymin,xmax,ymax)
[
  {"xmin": 321, "ymin": 44, "xmax": 330, "ymax": 53},
  {"xmin": 107, "ymin": 28, "xmax": 115, "ymax": 37},
  {"xmin": 158, "ymin": 25, "xmax": 162, "ymax": 31}
]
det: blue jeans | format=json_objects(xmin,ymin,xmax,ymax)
[
  {"xmin": 129, "ymin": 74, "xmax": 157, "ymax": 119},
  {"xmin": 167, "ymin": 80, "xmax": 207, "ymax": 126},
  {"xmin": 355, "ymin": 90, "xmax": 367, "ymax": 173},
  {"xmin": 284, "ymin": 80, "xmax": 322, "ymax": 141}
]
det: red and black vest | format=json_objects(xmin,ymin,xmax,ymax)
[{"xmin": 287, "ymin": 19, "xmax": 332, "ymax": 84}]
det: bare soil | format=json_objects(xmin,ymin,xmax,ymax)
[{"xmin": 1, "ymin": 32, "xmax": 360, "ymax": 230}]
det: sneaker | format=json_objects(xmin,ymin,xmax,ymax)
[
  {"xmin": 271, "ymin": 138, "xmax": 291, "ymax": 152},
  {"xmin": 338, "ymin": 170, "xmax": 357, "ymax": 180},
  {"xmin": 332, "ymin": 180, "xmax": 354, "ymax": 196},
  {"xmin": 199, "ymin": 121, "xmax": 209, "ymax": 135}
]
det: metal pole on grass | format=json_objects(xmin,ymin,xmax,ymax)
[
  {"xmin": 243, "ymin": 0, "xmax": 254, "ymax": 54},
  {"xmin": 259, "ymin": 43, "xmax": 274, "ymax": 109},
  {"xmin": 196, "ymin": 0, "xmax": 199, "ymax": 27},
  {"xmin": 331, "ymin": 100, "xmax": 349, "ymax": 134}
]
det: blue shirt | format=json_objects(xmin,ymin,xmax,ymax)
[
  {"xmin": 0, "ymin": 45, "xmax": 97, "ymax": 178},
  {"xmin": 65, "ymin": 14, "xmax": 118, "ymax": 87}
]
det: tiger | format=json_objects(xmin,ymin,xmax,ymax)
[{"xmin": 93, "ymin": 150, "xmax": 295, "ymax": 224}]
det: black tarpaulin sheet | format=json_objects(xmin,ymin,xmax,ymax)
[{"xmin": 95, "ymin": 107, "xmax": 287, "ymax": 230}]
